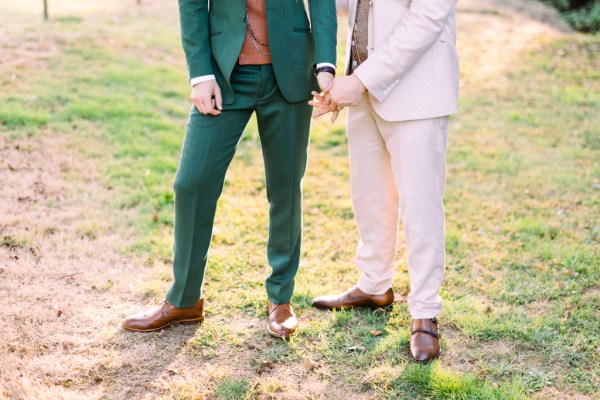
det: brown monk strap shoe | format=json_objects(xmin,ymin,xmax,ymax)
[
  {"xmin": 311, "ymin": 286, "xmax": 394, "ymax": 311},
  {"xmin": 409, "ymin": 317, "xmax": 441, "ymax": 362},
  {"xmin": 266, "ymin": 302, "xmax": 298, "ymax": 339},
  {"xmin": 122, "ymin": 299, "xmax": 204, "ymax": 332}
]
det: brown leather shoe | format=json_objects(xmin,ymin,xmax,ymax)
[
  {"xmin": 409, "ymin": 318, "xmax": 441, "ymax": 362},
  {"xmin": 266, "ymin": 302, "xmax": 298, "ymax": 339},
  {"xmin": 122, "ymin": 299, "xmax": 204, "ymax": 332},
  {"xmin": 311, "ymin": 286, "xmax": 394, "ymax": 310}
]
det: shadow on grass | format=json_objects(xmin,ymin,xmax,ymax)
[{"xmin": 97, "ymin": 323, "xmax": 199, "ymax": 398}]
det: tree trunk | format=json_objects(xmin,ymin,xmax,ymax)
[{"xmin": 43, "ymin": 0, "xmax": 48, "ymax": 20}]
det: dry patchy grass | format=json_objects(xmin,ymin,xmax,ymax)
[{"xmin": 1, "ymin": 0, "xmax": 598, "ymax": 399}]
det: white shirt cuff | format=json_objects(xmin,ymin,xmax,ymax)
[
  {"xmin": 190, "ymin": 75, "xmax": 216, "ymax": 86},
  {"xmin": 316, "ymin": 63, "xmax": 336, "ymax": 72}
]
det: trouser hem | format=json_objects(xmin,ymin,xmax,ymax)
[
  {"xmin": 357, "ymin": 276, "xmax": 393, "ymax": 296},
  {"xmin": 166, "ymin": 293, "xmax": 201, "ymax": 309}
]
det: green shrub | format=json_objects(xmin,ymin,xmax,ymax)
[
  {"xmin": 542, "ymin": 0, "xmax": 594, "ymax": 11},
  {"xmin": 564, "ymin": 1, "xmax": 600, "ymax": 32},
  {"xmin": 540, "ymin": 0, "xmax": 600, "ymax": 32},
  {"xmin": 542, "ymin": 0, "xmax": 574, "ymax": 10}
]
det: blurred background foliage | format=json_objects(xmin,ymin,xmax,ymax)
[{"xmin": 541, "ymin": 0, "xmax": 600, "ymax": 32}]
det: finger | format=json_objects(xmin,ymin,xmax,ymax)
[
  {"xmin": 202, "ymin": 97, "xmax": 217, "ymax": 115},
  {"xmin": 214, "ymin": 85, "xmax": 223, "ymax": 110},
  {"xmin": 325, "ymin": 101, "xmax": 338, "ymax": 112},
  {"xmin": 207, "ymin": 98, "xmax": 221, "ymax": 116},
  {"xmin": 313, "ymin": 108, "xmax": 331, "ymax": 118},
  {"xmin": 209, "ymin": 98, "xmax": 219, "ymax": 115},
  {"xmin": 331, "ymin": 110, "xmax": 339, "ymax": 123},
  {"xmin": 195, "ymin": 98, "xmax": 207, "ymax": 114},
  {"xmin": 313, "ymin": 108, "xmax": 330, "ymax": 118},
  {"xmin": 320, "ymin": 93, "xmax": 330, "ymax": 102},
  {"xmin": 311, "ymin": 91, "xmax": 326, "ymax": 102},
  {"xmin": 308, "ymin": 101, "xmax": 330, "ymax": 109},
  {"xmin": 308, "ymin": 98, "xmax": 330, "ymax": 107}
]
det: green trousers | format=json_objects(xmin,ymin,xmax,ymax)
[{"xmin": 166, "ymin": 64, "xmax": 312, "ymax": 308}]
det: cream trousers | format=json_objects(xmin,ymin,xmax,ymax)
[{"xmin": 347, "ymin": 93, "xmax": 448, "ymax": 319}]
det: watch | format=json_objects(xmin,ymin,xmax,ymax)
[{"xmin": 315, "ymin": 66, "xmax": 336, "ymax": 77}]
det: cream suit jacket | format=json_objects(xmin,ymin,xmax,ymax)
[{"xmin": 337, "ymin": 0, "xmax": 459, "ymax": 121}]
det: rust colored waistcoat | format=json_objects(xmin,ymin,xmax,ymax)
[{"xmin": 239, "ymin": 0, "xmax": 272, "ymax": 65}]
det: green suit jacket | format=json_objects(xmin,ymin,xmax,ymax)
[{"xmin": 178, "ymin": 0, "xmax": 337, "ymax": 104}]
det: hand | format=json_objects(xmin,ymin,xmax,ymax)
[
  {"xmin": 191, "ymin": 79, "xmax": 222, "ymax": 116},
  {"xmin": 308, "ymin": 91, "xmax": 343, "ymax": 123},
  {"xmin": 328, "ymin": 74, "xmax": 365, "ymax": 108},
  {"xmin": 316, "ymin": 71, "xmax": 335, "ymax": 93}
]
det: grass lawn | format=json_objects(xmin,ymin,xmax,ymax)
[{"xmin": 0, "ymin": 0, "xmax": 598, "ymax": 399}]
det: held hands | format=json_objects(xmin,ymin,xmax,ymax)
[
  {"xmin": 191, "ymin": 73, "xmax": 366, "ymax": 119},
  {"xmin": 309, "ymin": 91, "xmax": 342, "ymax": 122},
  {"xmin": 191, "ymin": 79, "xmax": 222, "ymax": 116},
  {"xmin": 329, "ymin": 74, "xmax": 366, "ymax": 107},
  {"xmin": 309, "ymin": 74, "xmax": 366, "ymax": 122},
  {"xmin": 310, "ymin": 71, "xmax": 339, "ymax": 122}
]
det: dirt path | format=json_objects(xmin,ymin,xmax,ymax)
[
  {"xmin": 0, "ymin": 134, "xmax": 170, "ymax": 399},
  {"xmin": 0, "ymin": 1, "xmax": 571, "ymax": 399}
]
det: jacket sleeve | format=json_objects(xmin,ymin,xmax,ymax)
[
  {"xmin": 309, "ymin": 0, "xmax": 338, "ymax": 66},
  {"xmin": 178, "ymin": 0, "xmax": 214, "ymax": 81},
  {"xmin": 354, "ymin": 0, "xmax": 456, "ymax": 102}
]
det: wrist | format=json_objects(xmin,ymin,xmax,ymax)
[
  {"xmin": 190, "ymin": 75, "xmax": 216, "ymax": 87},
  {"xmin": 351, "ymin": 74, "xmax": 366, "ymax": 93},
  {"xmin": 193, "ymin": 79, "xmax": 215, "ymax": 89}
]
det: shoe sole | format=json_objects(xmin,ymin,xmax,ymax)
[
  {"xmin": 266, "ymin": 325, "xmax": 294, "ymax": 339},
  {"xmin": 121, "ymin": 316, "xmax": 204, "ymax": 333},
  {"xmin": 312, "ymin": 303, "xmax": 394, "ymax": 311}
]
